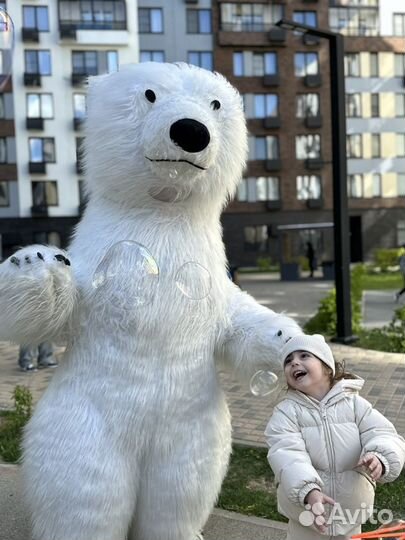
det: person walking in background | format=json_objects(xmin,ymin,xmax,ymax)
[
  {"xmin": 306, "ymin": 241, "xmax": 315, "ymax": 278},
  {"xmin": 265, "ymin": 334, "xmax": 405, "ymax": 540},
  {"xmin": 395, "ymin": 244, "xmax": 405, "ymax": 302},
  {"xmin": 18, "ymin": 342, "xmax": 57, "ymax": 371}
]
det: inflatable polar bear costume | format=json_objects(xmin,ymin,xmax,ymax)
[{"xmin": 0, "ymin": 63, "xmax": 301, "ymax": 540}]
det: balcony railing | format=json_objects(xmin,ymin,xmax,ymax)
[
  {"xmin": 24, "ymin": 73, "xmax": 41, "ymax": 87},
  {"xmin": 26, "ymin": 117, "xmax": 44, "ymax": 130},
  {"xmin": 29, "ymin": 162, "xmax": 46, "ymax": 174},
  {"xmin": 73, "ymin": 117, "xmax": 85, "ymax": 131},
  {"xmin": 221, "ymin": 22, "xmax": 278, "ymax": 32},
  {"xmin": 31, "ymin": 204, "xmax": 49, "ymax": 217},
  {"xmin": 305, "ymin": 115, "xmax": 322, "ymax": 129},
  {"xmin": 22, "ymin": 28, "xmax": 39, "ymax": 42}
]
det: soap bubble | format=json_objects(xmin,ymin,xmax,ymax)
[
  {"xmin": 250, "ymin": 370, "xmax": 279, "ymax": 397},
  {"xmin": 175, "ymin": 262, "xmax": 212, "ymax": 300},
  {"xmin": 0, "ymin": 9, "xmax": 14, "ymax": 91},
  {"xmin": 92, "ymin": 241, "xmax": 159, "ymax": 309}
]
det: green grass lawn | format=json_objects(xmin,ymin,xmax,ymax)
[
  {"xmin": 218, "ymin": 446, "xmax": 405, "ymax": 532},
  {"xmin": 361, "ymin": 273, "xmax": 403, "ymax": 291}
]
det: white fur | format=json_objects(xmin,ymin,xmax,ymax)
[{"xmin": 0, "ymin": 63, "xmax": 301, "ymax": 540}]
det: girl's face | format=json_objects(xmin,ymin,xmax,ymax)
[{"xmin": 284, "ymin": 350, "xmax": 331, "ymax": 399}]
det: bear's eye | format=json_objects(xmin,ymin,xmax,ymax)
[
  {"xmin": 211, "ymin": 100, "xmax": 221, "ymax": 111},
  {"xmin": 145, "ymin": 89, "xmax": 156, "ymax": 103}
]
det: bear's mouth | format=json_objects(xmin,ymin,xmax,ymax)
[{"xmin": 146, "ymin": 157, "xmax": 206, "ymax": 171}]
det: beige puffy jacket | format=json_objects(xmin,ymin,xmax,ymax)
[{"xmin": 265, "ymin": 377, "xmax": 405, "ymax": 537}]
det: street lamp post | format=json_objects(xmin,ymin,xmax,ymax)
[{"xmin": 275, "ymin": 19, "xmax": 355, "ymax": 343}]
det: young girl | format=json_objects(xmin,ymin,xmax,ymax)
[{"xmin": 265, "ymin": 334, "xmax": 405, "ymax": 540}]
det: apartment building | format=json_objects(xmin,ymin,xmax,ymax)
[
  {"xmin": 0, "ymin": 0, "xmax": 138, "ymax": 258},
  {"xmin": 213, "ymin": 0, "xmax": 405, "ymax": 267}
]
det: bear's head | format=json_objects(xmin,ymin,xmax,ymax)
[{"xmin": 84, "ymin": 62, "xmax": 247, "ymax": 211}]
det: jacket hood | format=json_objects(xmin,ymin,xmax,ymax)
[{"xmin": 286, "ymin": 375, "xmax": 365, "ymax": 408}]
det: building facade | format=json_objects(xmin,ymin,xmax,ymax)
[{"xmin": 0, "ymin": 0, "xmax": 138, "ymax": 258}]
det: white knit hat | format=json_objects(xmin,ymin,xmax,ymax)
[{"xmin": 280, "ymin": 334, "xmax": 335, "ymax": 375}]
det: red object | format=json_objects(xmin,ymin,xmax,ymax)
[{"xmin": 351, "ymin": 523, "xmax": 405, "ymax": 539}]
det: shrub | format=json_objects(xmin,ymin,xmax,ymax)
[
  {"xmin": 0, "ymin": 386, "xmax": 32, "ymax": 463},
  {"xmin": 374, "ymin": 249, "xmax": 401, "ymax": 272},
  {"xmin": 256, "ymin": 256, "xmax": 272, "ymax": 271}
]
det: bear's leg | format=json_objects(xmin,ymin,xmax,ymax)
[
  {"xmin": 129, "ymin": 429, "xmax": 231, "ymax": 540},
  {"xmin": 22, "ymin": 398, "xmax": 139, "ymax": 540}
]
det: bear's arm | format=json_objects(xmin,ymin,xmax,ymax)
[
  {"xmin": 0, "ymin": 245, "xmax": 77, "ymax": 345},
  {"xmin": 216, "ymin": 285, "xmax": 301, "ymax": 381}
]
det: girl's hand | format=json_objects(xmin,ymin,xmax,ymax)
[
  {"xmin": 357, "ymin": 453, "xmax": 384, "ymax": 481},
  {"xmin": 304, "ymin": 489, "xmax": 336, "ymax": 533}
]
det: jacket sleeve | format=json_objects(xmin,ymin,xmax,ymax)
[
  {"xmin": 264, "ymin": 405, "xmax": 323, "ymax": 506},
  {"xmin": 355, "ymin": 395, "xmax": 405, "ymax": 483}
]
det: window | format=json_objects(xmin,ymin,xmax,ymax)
[
  {"xmin": 371, "ymin": 93, "xmax": 379, "ymax": 117},
  {"xmin": 396, "ymin": 134, "xmax": 405, "ymax": 157},
  {"xmin": 254, "ymin": 136, "xmax": 279, "ymax": 160},
  {"xmin": 296, "ymin": 94, "xmax": 319, "ymax": 118},
  {"xmin": 369, "ymin": 53, "xmax": 378, "ymax": 77},
  {"xmin": 106, "ymin": 50, "xmax": 118, "ymax": 73},
  {"xmin": 0, "ymin": 138, "xmax": 6, "ymax": 163},
  {"xmin": 244, "ymin": 225, "xmax": 269, "ymax": 252},
  {"xmin": 220, "ymin": 3, "xmax": 284, "ymax": 32},
  {"xmin": 0, "ymin": 95, "xmax": 4, "ymax": 118},
  {"xmin": 344, "ymin": 53, "xmax": 360, "ymax": 77},
  {"xmin": 372, "ymin": 173, "xmax": 381, "ymax": 197},
  {"xmin": 348, "ymin": 174, "xmax": 364, "ymax": 198},
  {"xmin": 347, "ymin": 134, "xmax": 362, "ymax": 158},
  {"xmin": 234, "ymin": 52, "xmax": 278, "ymax": 77},
  {"xmin": 294, "ymin": 53, "xmax": 319, "ymax": 77},
  {"xmin": 293, "ymin": 11, "xmax": 317, "ymax": 27},
  {"xmin": 295, "ymin": 135, "xmax": 321, "ymax": 159},
  {"xmin": 72, "ymin": 51, "xmax": 97, "ymax": 75},
  {"xmin": 188, "ymin": 52, "xmax": 213, "ymax": 71},
  {"xmin": 398, "ymin": 220, "xmax": 405, "ymax": 245},
  {"xmin": 237, "ymin": 178, "xmax": 247, "ymax": 201},
  {"xmin": 140, "ymin": 51, "xmax": 165, "ymax": 63},
  {"xmin": 254, "ymin": 94, "xmax": 278, "ymax": 118},
  {"xmin": 329, "ymin": 6, "xmax": 379, "ymax": 36},
  {"xmin": 371, "ymin": 134, "xmax": 380, "ymax": 158},
  {"xmin": 393, "ymin": 14, "xmax": 405, "ymax": 36},
  {"xmin": 345, "ymin": 94, "xmax": 362, "ymax": 117},
  {"xmin": 0, "ymin": 181, "xmax": 9, "ymax": 206},
  {"xmin": 58, "ymin": 1, "xmax": 126, "ymax": 29},
  {"xmin": 23, "ymin": 6, "xmax": 49, "ymax": 31},
  {"xmin": 27, "ymin": 94, "xmax": 53, "ymax": 118},
  {"xmin": 256, "ymin": 176, "xmax": 280, "ymax": 201},
  {"xmin": 29, "ymin": 138, "xmax": 55, "ymax": 163},
  {"xmin": 395, "ymin": 54, "xmax": 405, "ymax": 77},
  {"xmin": 396, "ymin": 94, "xmax": 405, "ymax": 117},
  {"xmin": 34, "ymin": 231, "xmax": 61, "ymax": 246},
  {"xmin": 24, "ymin": 50, "xmax": 51, "ymax": 75},
  {"xmin": 138, "ymin": 8, "xmax": 163, "ymax": 33},
  {"xmin": 398, "ymin": 175, "xmax": 405, "ymax": 197},
  {"xmin": 296, "ymin": 175, "xmax": 321, "ymax": 200},
  {"xmin": 187, "ymin": 9, "xmax": 211, "ymax": 33},
  {"xmin": 32, "ymin": 181, "xmax": 58, "ymax": 206},
  {"xmin": 73, "ymin": 94, "xmax": 86, "ymax": 119}
]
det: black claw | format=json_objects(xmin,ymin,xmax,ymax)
[
  {"xmin": 10, "ymin": 256, "xmax": 20, "ymax": 267},
  {"xmin": 277, "ymin": 330, "xmax": 282, "ymax": 337},
  {"xmin": 54, "ymin": 254, "xmax": 71, "ymax": 266},
  {"xmin": 37, "ymin": 252, "xmax": 44, "ymax": 261},
  {"xmin": 25, "ymin": 256, "xmax": 31, "ymax": 264}
]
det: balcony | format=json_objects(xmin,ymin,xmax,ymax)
[
  {"xmin": 24, "ymin": 73, "xmax": 41, "ymax": 87},
  {"xmin": 29, "ymin": 162, "xmax": 46, "ymax": 174},
  {"xmin": 263, "ymin": 74, "xmax": 279, "ymax": 87},
  {"xmin": 304, "ymin": 73, "xmax": 322, "ymax": 88},
  {"xmin": 268, "ymin": 27, "xmax": 286, "ymax": 45},
  {"xmin": 305, "ymin": 158, "xmax": 323, "ymax": 170},
  {"xmin": 305, "ymin": 115, "xmax": 322, "ymax": 129},
  {"xmin": 73, "ymin": 117, "xmax": 85, "ymax": 131},
  {"xmin": 306, "ymin": 198, "xmax": 323, "ymax": 209},
  {"xmin": 263, "ymin": 116, "xmax": 281, "ymax": 129},
  {"xmin": 26, "ymin": 118, "xmax": 44, "ymax": 131},
  {"xmin": 265, "ymin": 159, "xmax": 282, "ymax": 172},
  {"xmin": 71, "ymin": 73, "xmax": 88, "ymax": 86},
  {"xmin": 31, "ymin": 204, "xmax": 49, "ymax": 217},
  {"xmin": 59, "ymin": 20, "xmax": 128, "ymax": 44},
  {"xmin": 22, "ymin": 28, "xmax": 39, "ymax": 43}
]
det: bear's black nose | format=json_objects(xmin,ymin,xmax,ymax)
[{"xmin": 170, "ymin": 119, "xmax": 210, "ymax": 153}]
